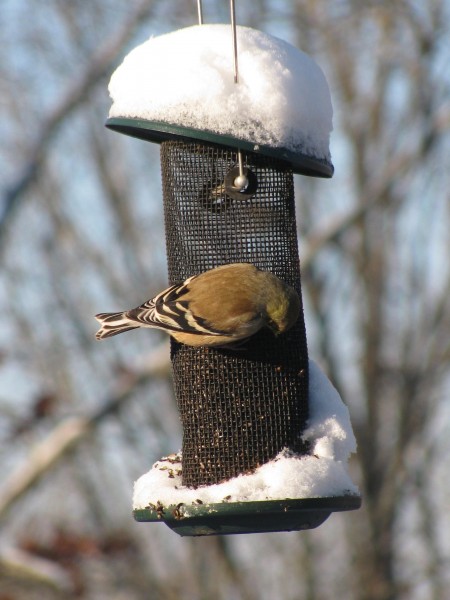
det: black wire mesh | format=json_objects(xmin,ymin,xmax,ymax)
[{"xmin": 161, "ymin": 140, "xmax": 309, "ymax": 487}]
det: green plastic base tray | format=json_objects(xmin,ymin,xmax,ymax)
[
  {"xmin": 105, "ymin": 117, "xmax": 334, "ymax": 178},
  {"xmin": 133, "ymin": 496, "xmax": 361, "ymax": 536}
]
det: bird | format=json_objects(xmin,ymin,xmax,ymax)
[{"xmin": 94, "ymin": 263, "xmax": 300, "ymax": 348}]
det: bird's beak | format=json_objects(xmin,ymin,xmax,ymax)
[{"xmin": 267, "ymin": 319, "xmax": 280, "ymax": 335}]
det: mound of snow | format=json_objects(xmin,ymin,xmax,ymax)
[
  {"xmin": 133, "ymin": 359, "xmax": 358, "ymax": 508},
  {"xmin": 109, "ymin": 25, "xmax": 333, "ymax": 161}
]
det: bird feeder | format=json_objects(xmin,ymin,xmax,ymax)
[{"xmin": 104, "ymin": 15, "xmax": 360, "ymax": 536}]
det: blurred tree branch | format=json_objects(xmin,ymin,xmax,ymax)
[
  {"xmin": 0, "ymin": 545, "xmax": 74, "ymax": 595},
  {"xmin": 0, "ymin": 342, "xmax": 170, "ymax": 523},
  {"xmin": 0, "ymin": 0, "xmax": 155, "ymax": 251},
  {"xmin": 301, "ymin": 101, "xmax": 450, "ymax": 271}
]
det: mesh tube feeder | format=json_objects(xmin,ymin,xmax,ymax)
[{"xmin": 106, "ymin": 23, "xmax": 361, "ymax": 536}]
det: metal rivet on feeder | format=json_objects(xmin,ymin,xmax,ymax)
[{"xmin": 103, "ymin": 2, "xmax": 360, "ymax": 536}]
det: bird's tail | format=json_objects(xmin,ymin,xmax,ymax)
[{"xmin": 95, "ymin": 312, "xmax": 139, "ymax": 340}]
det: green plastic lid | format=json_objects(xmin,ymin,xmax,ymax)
[{"xmin": 106, "ymin": 117, "xmax": 334, "ymax": 178}]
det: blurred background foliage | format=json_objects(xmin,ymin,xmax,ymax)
[{"xmin": 1, "ymin": 1, "xmax": 449, "ymax": 598}]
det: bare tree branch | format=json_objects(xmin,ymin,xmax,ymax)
[
  {"xmin": 301, "ymin": 103, "xmax": 449, "ymax": 270},
  {"xmin": 0, "ymin": 0, "xmax": 156, "ymax": 249},
  {"xmin": 0, "ymin": 342, "xmax": 170, "ymax": 522},
  {"xmin": 0, "ymin": 545, "xmax": 74, "ymax": 594}
]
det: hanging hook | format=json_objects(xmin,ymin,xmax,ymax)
[{"xmin": 235, "ymin": 151, "xmax": 248, "ymax": 190}]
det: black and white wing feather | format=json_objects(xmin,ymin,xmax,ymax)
[{"xmin": 95, "ymin": 276, "xmax": 226, "ymax": 340}]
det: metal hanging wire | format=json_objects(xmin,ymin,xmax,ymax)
[
  {"xmin": 197, "ymin": 0, "xmax": 203, "ymax": 25},
  {"xmin": 196, "ymin": 0, "xmax": 247, "ymax": 189},
  {"xmin": 230, "ymin": 0, "xmax": 239, "ymax": 84}
]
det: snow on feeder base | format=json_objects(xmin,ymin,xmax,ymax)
[
  {"xmin": 105, "ymin": 24, "xmax": 360, "ymax": 535},
  {"xmin": 133, "ymin": 361, "xmax": 360, "ymax": 536}
]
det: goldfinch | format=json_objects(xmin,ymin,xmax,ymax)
[{"xmin": 95, "ymin": 263, "xmax": 299, "ymax": 347}]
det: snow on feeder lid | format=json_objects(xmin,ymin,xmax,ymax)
[{"xmin": 106, "ymin": 24, "xmax": 334, "ymax": 178}]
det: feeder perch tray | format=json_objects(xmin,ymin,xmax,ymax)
[{"xmin": 133, "ymin": 496, "xmax": 362, "ymax": 536}]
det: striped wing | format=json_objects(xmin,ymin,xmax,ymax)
[{"xmin": 127, "ymin": 277, "xmax": 227, "ymax": 337}]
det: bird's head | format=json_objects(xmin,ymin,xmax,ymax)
[{"xmin": 266, "ymin": 285, "xmax": 300, "ymax": 335}]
